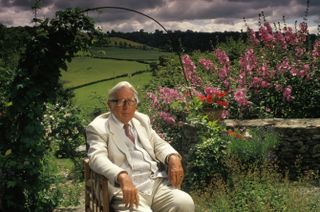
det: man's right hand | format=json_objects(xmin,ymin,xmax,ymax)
[{"xmin": 117, "ymin": 172, "xmax": 139, "ymax": 209}]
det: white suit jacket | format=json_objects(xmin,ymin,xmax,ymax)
[{"xmin": 86, "ymin": 111, "xmax": 179, "ymax": 200}]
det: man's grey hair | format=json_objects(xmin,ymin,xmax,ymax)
[{"xmin": 107, "ymin": 81, "xmax": 139, "ymax": 103}]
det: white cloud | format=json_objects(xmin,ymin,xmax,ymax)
[{"xmin": 0, "ymin": 0, "xmax": 318, "ymax": 34}]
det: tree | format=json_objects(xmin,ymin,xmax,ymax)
[{"xmin": 0, "ymin": 8, "xmax": 95, "ymax": 210}]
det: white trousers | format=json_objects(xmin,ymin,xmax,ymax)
[{"xmin": 111, "ymin": 178, "xmax": 195, "ymax": 212}]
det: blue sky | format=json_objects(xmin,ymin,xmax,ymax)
[{"xmin": 0, "ymin": 0, "xmax": 319, "ymax": 33}]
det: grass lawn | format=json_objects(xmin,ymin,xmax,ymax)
[{"xmin": 46, "ymin": 152, "xmax": 85, "ymax": 209}]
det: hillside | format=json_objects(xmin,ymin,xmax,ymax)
[
  {"xmin": 108, "ymin": 37, "xmax": 154, "ymax": 49},
  {"xmin": 62, "ymin": 46, "xmax": 173, "ymax": 119}
]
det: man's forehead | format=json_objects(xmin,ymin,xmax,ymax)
[{"xmin": 115, "ymin": 87, "xmax": 134, "ymax": 97}]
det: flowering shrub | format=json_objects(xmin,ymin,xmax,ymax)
[
  {"xmin": 149, "ymin": 20, "xmax": 319, "ymax": 120},
  {"xmin": 197, "ymin": 87, "xmax": 228, "ymax": 110},
  {"xmin": 144, "ymin": 17, "xmax": 319, "ymax": 189},
  {"xmin": 43, "ymin": 101, "xmax": 85, "ymax": 159},
  {"xmin": 227, "ymin": 21, "xmax": 319, "ymax": 118}
]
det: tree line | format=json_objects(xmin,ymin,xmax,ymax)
[
  {"xmin": 105, "ymin": 29, "xmax": 247, "ymax": 52},
  {"xmin": 0, "ymin": 23, "xmax": 247, "ymax": 60}
]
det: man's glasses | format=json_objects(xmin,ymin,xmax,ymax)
[{"xmin": 109, "ymin": 98, "xmax": 137, "ymax": 107}]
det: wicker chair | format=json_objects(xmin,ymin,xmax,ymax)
[{"xmin": 84, "ymin": 158, "xmax": 112, "ymax": 212}]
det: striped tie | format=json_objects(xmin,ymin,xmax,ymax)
[{"xmin": 124, "ymin": 124, "xmax": 135, "ymax": 143}]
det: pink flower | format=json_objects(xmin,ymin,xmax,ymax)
[
  {"xmin": 299, "ymin": 64, "xmax": 309, "ymax": 78},
  {"xmin": 159, "ymin": 111, "xmax": 176, "ymax": 125},
  {"xmin": 312, "ymin": 40, "xmax": 320, "ymax": 58},
  {"xmin": 275, "ymin": 31, "xmax": 286, "ymax": 49},
  {"xmin": 204, "ymin": 86, "xmax": 220, "ymax": 96},
  {"xmin": 276, "ymin": 59, "xmax": 291, "ymax": 75},
  {"xmin": 223, "ymin": 80, "xmax": 230, "ymax": 89},
  {"xmin": 259, "ymin": 22, "xmax": 274, "ymax": 46},
  {"xmin": 283, "ymin": 86, "xmax": 294, "ymax": 102},
  {"xmin": 295, "ymin": 47, "xmax": 305, "ymax": 57},
  {"xmin": 299, "ymin": 22, "xmax": 308, "ymax": 34},
  {"xmin": 248, "ymin": 28, "xmax": 259, "ymax": 45},
  {"xmin": 290, "ymin": 67, "xmax": 298, "ymax": 77},
  {"xmin": 147, "ymin": 92, "xmax": 159, "ymax": 108},
  {"xmin": 219, "ymin": 65, "xmax": 229, "ymax": 80},
  {"xmin": 158, "ymin": 87, "xmax": 184, "ymax": 104},
  {"xmin": 251, "ymin": 77, "xmax": 262, "ymax": 88},
  {"xmin": 284, "ymin": 27, "xmax": 298, "ymax": 45},
  {"xmin": 234, "ymin": 88, "xmax": 251, "ymax": 106},
  {"xmin": 274, "ymin": 83, "xmax": 283, "ymax": 92},
  {"xmin": 214, "ymin": 49, "xmax": 230, "ymax": 65},
  {"xmin": 182, "ymin": 54, "xmax": 202, "ymax": 86},
  {"xmin": 240, "ymin": 48, "xmax": 257, "ymax": 75},
  {"xmin": 220, "ymin": 110, "xmax": 230, "ymax": 119},
  {"xmin": 199, "ymin": 58, "xmax": 214, "ymax": 71},
  {"xmin": 261, "ymin": 80, "xmax": 270, "ymax": 88}
]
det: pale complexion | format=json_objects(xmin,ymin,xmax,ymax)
[{"xmin": 108, "ymin": 86, "xmax": 184, "ymax": 209}]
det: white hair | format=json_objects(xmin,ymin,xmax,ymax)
[{"xmin": 107, "ymin": 81, "xmax": 139, "ymax": 103}]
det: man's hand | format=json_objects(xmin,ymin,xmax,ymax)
[
  {"xmin": 167, "ymin": 154, "xmax": 184, "ymax": 188},
  {"xmin": 117, "ymin": 172, "xmax": 139, "ymax": 208}
]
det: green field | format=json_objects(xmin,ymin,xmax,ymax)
[
  {"xmin": 90, "ymin": 47, "xmax": 173, "ymax": 61},
  {"xmin": 62, "ymin": 57, "xmax": 149, "ymax": 88},
  {"xmin": 61, "ymin": 47, "xmax": 171, "ymax": 119},
  {"xmin": 73, "ymin": 72, "xmax": 152, "ymax": 118}
]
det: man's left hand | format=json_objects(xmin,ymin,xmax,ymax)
[{"xmin": 167, "ymin": 154, "xmax": 184, "ymax": 188}]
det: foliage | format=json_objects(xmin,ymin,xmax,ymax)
[
  {"xmin": 226, "ymin": 127, "xmax": 280, "ymax": 166},
  {"xmin": 0, "ymin": 24, "xmax": 33, "ymax": 69},
  {"xmin": 0, "ymin": 67, "xmax": 14, "ymax": 115},
  {"xmin": 191, "ymin": 159, "xmax": 320, "ymax": 211},
  {"xmin": 0, "ymin": 8, "xmax": 95, "ymax": 210},
  {"xmin": 185, "ymin": 117, "xmax": 230, "ymax": 189},
  {"xmin": 190, "ymin": 125, "xmax": 319, "ymax": 211},
  {"xmin": 42, "ymin": 97, "xmax": 85, "ymax": 160},
  {"xmin": 147, "ymin": 20, "xmax": 320, "ymax": 120},
  {"xmin": 49, "ymin": 156, "xmax": 84, "ymax": 208},
  {"xmin": 109, "ymin": 29, "xmax": 246, "ymax": 51}
]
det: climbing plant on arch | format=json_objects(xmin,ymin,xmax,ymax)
[{"xmin": 0, "ymin": 8, "xmax": 95, "ymax": 210}]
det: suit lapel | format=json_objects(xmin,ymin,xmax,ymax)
[
  {"xmin": 132, "ymin": 118, "xmax": 156, "ymax": 160},
  {"xmin": 107, "ymin": 117, "xmax": 132, "ymax": 164}
]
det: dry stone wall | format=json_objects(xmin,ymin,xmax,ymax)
[{"xmin": 223, "ymin": 118, "xmax": 320, "ymax": 173}]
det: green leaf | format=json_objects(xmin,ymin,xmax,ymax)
[
  {"xmin": 5, "ymin": 149, "xmax": 12, "ymax": 156},
  {"xmin": 4, "ymin": 101, "xmax": 12, "ymax": 107},
  {"xmin": 7, "ymin": 180, "xmax": 16, "ymax": 188}
]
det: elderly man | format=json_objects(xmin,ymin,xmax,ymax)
[{"xmin": 86, "ymin": 81, "xmax": 194, "ymax": 212}]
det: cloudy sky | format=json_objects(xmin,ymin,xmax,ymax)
[{"xmin": 0, "ymin": 0, "xmax": 319, "ymax": 33}]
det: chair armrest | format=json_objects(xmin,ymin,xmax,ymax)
[{"xmin": 84, "ymin": 158, "xmax": 110, "ymax": 212}]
